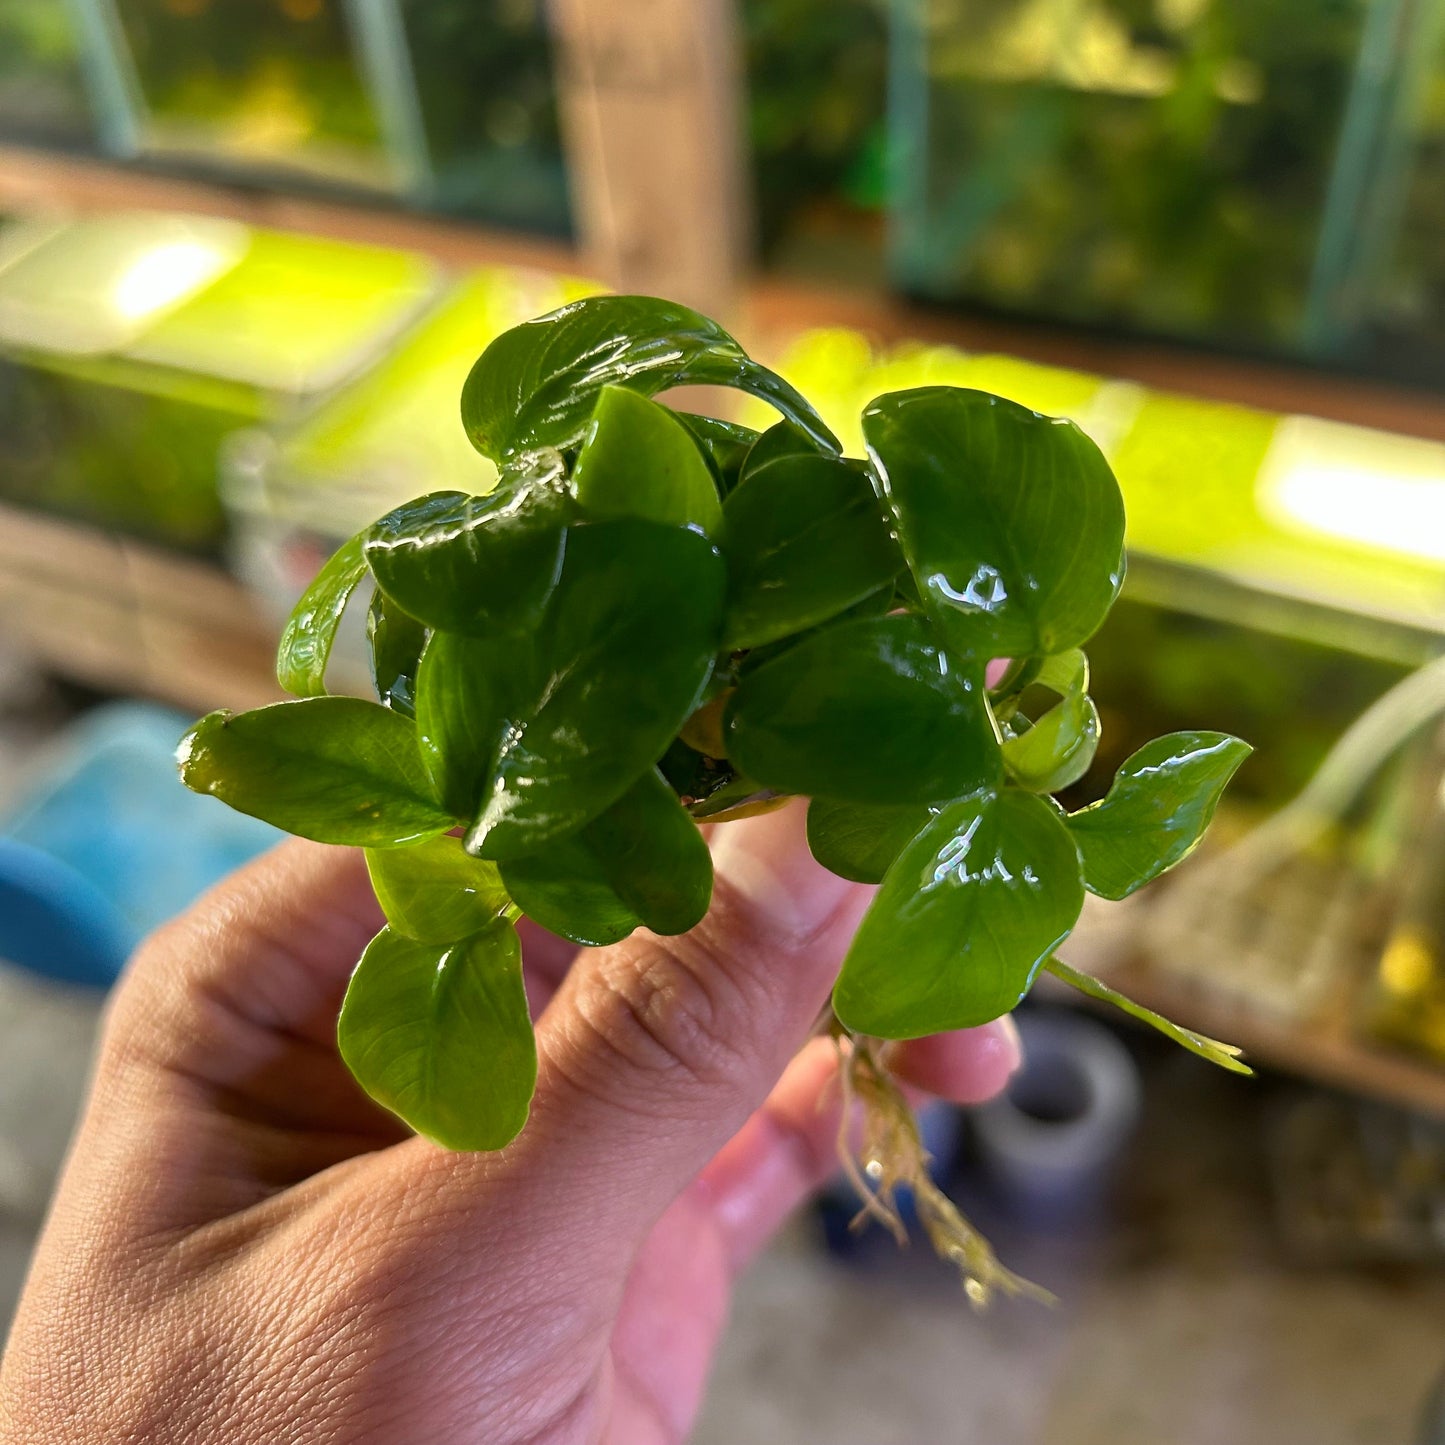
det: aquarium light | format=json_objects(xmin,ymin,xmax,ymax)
[
  {"xmin": 111, "ymin": 239, "xmax": 236, "ymax": 323},
  {"xmin": 1260, "ymin": 416, "xmax": 1445, "ymax": 569}
]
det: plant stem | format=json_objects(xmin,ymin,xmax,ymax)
[{"xmin": 1043, "ymin": 956, "xmax": 1251, "ymax": 1074}]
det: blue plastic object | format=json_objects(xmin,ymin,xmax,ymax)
[{"xmin": 0, "ymin": 702, "xmax": 281, "ymax": 988}]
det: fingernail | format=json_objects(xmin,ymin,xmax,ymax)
[
  {"xmin": 711, "ymin": 803, "xmax": 861, "ymax": 942},
  {"xmin": 996, "ymin": 1014, "xmax": 1024, "ymax": 1075}
]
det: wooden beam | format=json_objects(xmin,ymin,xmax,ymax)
[{"xmin": 551, "ymin": 0, "xmax": 749, "ymax": 324}]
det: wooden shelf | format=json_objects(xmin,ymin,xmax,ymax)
[
  {"xmin": 4, "ymin": 146, "xmax": 1445, "ymax": 446},
  {"xmin": 1044, "ymin": 938, "xmax": 1445, "ymax": 1121},
  {"xmin": 0, "ymin": 505, "xmax": 280, "ymax": 715},
  {"xmin": 0, "ymin": 145, "xmax": 580, "ymax": 278}
]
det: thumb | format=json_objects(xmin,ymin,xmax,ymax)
[{"xmin": 524, "ymin": 801, "xmax": 869, "ymax": 1248}]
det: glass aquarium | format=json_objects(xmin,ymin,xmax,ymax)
[
  {"xmin": 742, "ymin": 0, "xmax": 891, "ymax": 278},
  {"xmin": 1331, "ymin": 0, "xmax": 1445, "ymax": 388},
  {"xmin": 111, "ymin": 0, "xmax": 395, "ymax": 192},
  {"xmin": 394, "ymin": 0, "xmax": 571, "ymax": 233},
  {"xmin": 890, "ymin": 0, "xmax": 1374, "ymax": 355},
  {"xmin": 0, "ymin": 0, "xmax": 96, "ymax": 148}
]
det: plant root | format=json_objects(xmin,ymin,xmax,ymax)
[{"xmin": 835, "ymin": 1034, "xmax": 1055, "ymax": 1310}]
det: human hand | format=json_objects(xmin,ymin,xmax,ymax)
[{"xmin": 0, "ymin": 804, "xmax": 1019, "ymax": 1444}]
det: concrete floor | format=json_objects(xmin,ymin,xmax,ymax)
[
  {"xmin": 695, "ymin": 1053, "xmax": 1445, "ymax": 1445},
  {"xmin": 1, "ymin": 661, "xmax": 1443, "ymax": 1443}
]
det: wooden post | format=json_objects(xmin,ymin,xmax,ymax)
[{"xmin": 550, "ymin": 0, "xmax": 751, "ymax": 327}]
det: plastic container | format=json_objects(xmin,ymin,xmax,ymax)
[
  {"xmin": 222, "ymin": 263, "xmax": 598, "ymax": 671},
  {"xmin": 971, "ymin": 1009, "xmax": 1141, "ymax": 1216},
  {"xmin": 0, "ymin": 703, "xmax": 280, "ymax": 988},
  {"xmin": 0, "ymin": 214, "xmax": 437, "ymax": 552}
]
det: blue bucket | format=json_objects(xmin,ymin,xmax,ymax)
[{"xmin": 0, "ymin": 703, "xmax": 281, "ymax": 988}]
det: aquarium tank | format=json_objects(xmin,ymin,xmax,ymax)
[
  {"xmin": 110, "ymin": 0, "xmax": 394, "ymax": 192},
  {"xmin": 889, "ymin": 0, "xmax": 1445, "ymax": 387},
  {"xmin": 0, "ymin": 0, "xmax": 95, "ymax": 149}
]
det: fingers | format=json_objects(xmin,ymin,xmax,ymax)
[
  {"xmin": 885, "ymin": 1017, "xmax": 1022, "ymax": 1104},
  {"xmin": 696, "ymin": 1036, "xmax": 841, "ymax": 1271},
  {"xmin": 516, "ymin": 918, "xmax": 580, "ymax": 1018},
  {"xmin": 425, "ymin": 803, "xmax": 871, "ymax": 1257},
  {"xmin": 108, "ymin": 839, "xmax": 382, "ymax": 1074},
  {"xmin": 701, "ymin": 1018, "xmax": 1022, "ymax": 1272}
]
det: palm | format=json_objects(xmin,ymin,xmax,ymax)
[{"xmin": 5, "ymin": 832, "xmax": 1016, "ymax": 1445}]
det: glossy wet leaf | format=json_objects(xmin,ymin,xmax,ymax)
[
  {"xmin": 276, "ymin": 529, "xmax": 368, "ymax": 698},
  {"xmin": 367, "ymin": 589, "xmax": 426, "ymax": 718},
  {"xmin": 414, "ymin": 519, "xmax": 727, "ymax": 859},
  {"xmin": 1001, "ymin": 649, "xmax": 1100, "ymax": 793},
  {"xmin": 807, "ymin": 798, "xmax": 931, "ymax": 884},
  {"xmin": 338, "ymin": 922, "xmax": 536, "ymax": 1151},
  {"xmin": 735, "ymin": 585, "xmax": 895, "ymax": 677},
  {"xmin": 1066, "ymin": 731, "xmax": 1252, "ymax": 900},
  {"xmin": 863, "ymin": 387, "xmax": 1125, "ymax": 659},
  {"xmin": 501, "ymin": 768, "xmax": 712, "ymax": 945},
  {"xmin": 178, "ymin": 699, "xmax": 453, "ymax": 846},
  {"xmin": 366, "ymin": 834, "xmax": 509, "ymax": 944},
  {"xmin": 1044, "ymin": 957, "xmax": 1251, "ymax": 1074},
  {"xmin": 364, "ymin": 456, "xmax": 570, "ymax": 637},
  {"xmin": 573, "ymin": 385, "xmax": 722, "ymax": 533},
  {"xmin": 726, "ymin": 614, "xmax": 1000, "ymax": 805},
  {"xmin": 834, "ymin": 789, "xmax": 1085, "ymax": 1038},
  {"xmin": 461, "ymin": 295, "xmax": 837, "ymax": 462},
  {"xmin": 739, "ymin": 419, "xmax": 815, "ymax": 482},
  {"xmin": 721, "ymin": 453, "xmax": 902, "ymax": 649},
  {"xmin": 677, "ymin": 413, "xmax": 760, "ymax": 494}
]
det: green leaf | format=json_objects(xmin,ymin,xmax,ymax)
[
  {"xmin": 676, "ymin": 413, "xmax": 760, "ymax": 494},
  {"xmin": 1066, "ymin": 731, "xmax": 1251, "ymax": 900},
  {"xmin": 363, "ymin": 455, "xmax": 570, "ymax": 637},
  {"xmin": 572, "ymin": 385, "xmax": 722, "ymax": 534},
  {"xmin": 806, "ymin": 797, "xmax": 931, "ymax": 884},
  {"xmin": 367, "ymin": 589, "xmax": 426, "ymax": 718},
  {"xmin": 178, "ymin": 699, "xmax": 454, "ymax": 846},
  {"xmin": 726, "ymin": 614, "xmax": 1001, "ymax": 806},
  {"xmin": 461, "ymin": 295, "xmax": 838, "ymax": 462},
  {"xmin": 275, "ymin": 529, "xmax": 368, "ymax": 698},
  {"xmin": 720, "ymin": 453, "xmax": 902, "ymax": 650},
  {"xmin": 833, "ymin": 789, "xmax": 1085, "ymax": 1038},
  {"xmin": 734, "ymin": 585, "xmax": 894, "ymax": 677},
  {"xmin": 366, "ymin": 834, "xmax": 509, "ymax": 944},
  {"xmin": 739, "ymin": 419, "xmax": 815, "ymax": 482},
  {"xmin": 413, "ymin": 628, "xmax": 512, "ymax": 821},
  {"xmin": 1043, "ymin": 957, "xmax": 1252, "ymax": 1075},
  {"xmin": 338, "ymin": 922, "xmax": 536, "ymax": 1151},
  {"xmin": 415, "ymin": 519, "xmax": 727, "ymax": 859},
  {"xmin": 863, "ymin": 387, "xmax": 1125, "ymax": 659},
  {"xmin": 1001, "ymin": 648, "xmax": 1100, "ymax": 793},
  {"xmin": 500, "ymin": 768, "xmax": 712, "ymax": 945},
  {"xmin": 685, "ymin": 776, "xmax": 788, "ymax": 822}
]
